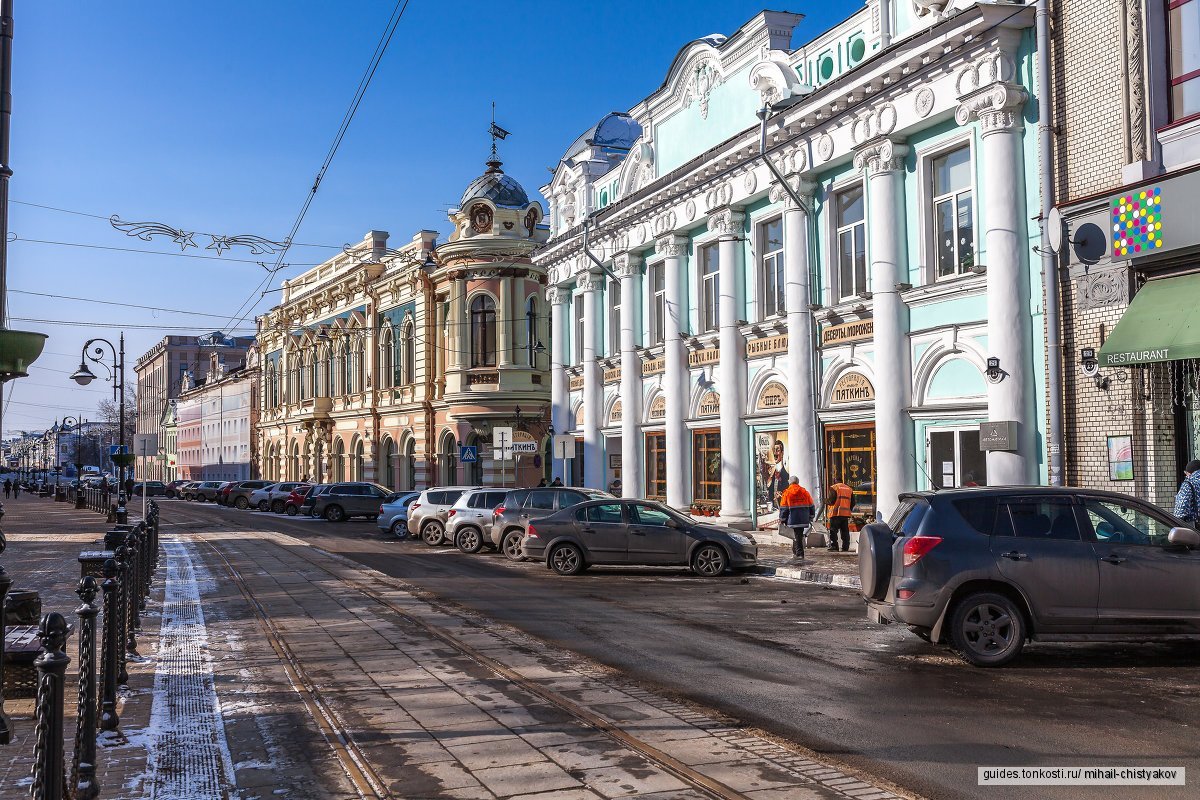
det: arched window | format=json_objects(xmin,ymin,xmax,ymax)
[
  {"xmin": 381, "ymin": 436, "xmax": 396, "ymax": 489},
  {"xmin": 525, "ymin": 296, "xmax": 538, "ymax": 364},
  {"xmin": 470, "ymin": 295, "xmax": 497, "ymax": 367},
  {"xmin": 378, "ymin": 326, "xmax": 394, "ymax": 390},
  {"xmin": 352, "ymin": 335, "xmax": 365, "ymax": 393},
  {"xmin": 332, "ymin": 438, "xmax": 345, "ymax": 482},
  {"xmin": 334, "ymin": 339, "xmax": 348, "ymax": 396},
  {"xmin": 289, "ymin": 441, "xmax": 300, "ymax": 481},
  {"xmin": 351, "ymin": 438, "xmax": 364, "ymax": 481},
  {"xmin": 402, "ymin": 319, "xmax": 416, "ymax": 384},
  {"xmin": 301, "ymin": 350, "xmax": 313, "ymax": 401},
  {"xmin": 439, "ymin": 433, "xmax": 457, "ymax": 486},
  {"xmin": 403, "ymin": 437, "xmax": 416, "ymax": 490},
  {"xmin": 318, "ymin": 345, "xmax": 331, "ymax": 397},
  {"xmin": 287, "ymin": 351, "xmax": 300, "ymax": 403}
]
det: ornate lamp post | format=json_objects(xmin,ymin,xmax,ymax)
[
  {"xmin": 70, "ymin": 335, "xmax": 130, "ymax": 507},
  {"xmin": 62, "ymin": 415, "xmax": 86, "ymax": 477}
]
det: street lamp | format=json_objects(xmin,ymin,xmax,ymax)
[
  {"xmin": 70, "ymin": 333, "xmax": 128, "ymax": 509},
  {"xmin": 62, "ymin": 415, "xmax": 86, "ymax": 478}
]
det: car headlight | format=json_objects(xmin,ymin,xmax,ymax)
[{"xmin": 728, "ymin": 533, "xmax": 752, "ymax": 546}]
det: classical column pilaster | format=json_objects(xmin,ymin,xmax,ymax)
[
  {"xmin": 579, "ymin": 271, "xmax": 605, "ymax": 489},
  {"xmin": 498, "ymin": 275, "xmax": 513, "ymax": 367},
  {"xmin": 615, "ymin": 252, "xmax": 643, "ymax": 499},
  {"xmin": 547, "ymin": 285, "xmax": 569, "ymax": 483},
  {"xmin": 777, "ymin": 177, "xmax": 821, "ymax": 502},
  {"xmin": 958, "ymin": 79, "xmax": 1037, "ymax": 485},
  {"xmin": 657, "ymin": 234, "xmax": 689, "ymax": 510},
  {"xmin": 711, "ymin": 208, "xmax": 750, "ymax": 524},
  {"xmin": 449, "ymin": 277, "xmax": 467, "ymax": 371},
  {"xmin": 853, "ymin": 138, "xmax": 912, "ymax": 519}
]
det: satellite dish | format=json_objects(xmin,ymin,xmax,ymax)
[{"xmin": 1046, "ymin": 206, "xmax": 1067, "ymax": 253}]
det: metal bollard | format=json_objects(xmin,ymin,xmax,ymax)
[
  {"xmin": 74, "ymin": 489, "xmax": 85, "ymax": 510},
  {"xmin": 72, "ymin": 577, "xmax": 100, "ymax": 800},
  {"xmin": 0, "ymin": 528, "xmax": 12, "ymax": 745},
  {"xmin": 125, "ymin": 532, "xmax": 142, "ymax": 643},
  {"xmin": 98, "ymin": 559, "xmax": 119, "ymax": 731},
  {"xmin": 30, "ymin": 612, "xmax": 70, "ymax": 800},
  {"xmin": 113, "ymin": 545, "xmax": 129, "ymax": 685}
]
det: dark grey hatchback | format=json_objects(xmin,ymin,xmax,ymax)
[
  {"xmin": 522, "ymin": 498, "xmax": 758, "ymax": 576},
  {"xmin": 860, "ymin": 487, "xmax": 1200, "ymax": 666}
]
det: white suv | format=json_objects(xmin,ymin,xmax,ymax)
[
  {"xmin": 407, "ymin": 486, "xmax": 481, "ymax": 545},
  {"xmin": 446, "ymin": 489, "xmax": 510, "ymax": 554}
]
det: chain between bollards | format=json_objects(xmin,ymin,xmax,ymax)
[
  {"xmin": 72, "ymin": 577, "xmax": 100, "ymax": 800},
  {"xmin": 98, "ymin": 558, "xmax": 119, "ymax": 731},
  {"xmin": 30, "ymin": 612, "xmax": 70, "ymax": 800}
]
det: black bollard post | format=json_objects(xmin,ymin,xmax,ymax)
[
  {"xmin": 113, "ymin": 545, "xmax": 129, "ymax": 685},
  {"xmin": 72, "ymin": 577, "xmax": 100, "ymax": 800},
  {"xmin": 30, "ymin": 612, "xmax": 70, "ymax": 800},
  {"xmin": 0, "ymin": 528, "xmax": 12, "ymax": 745},
  {"xmin": 124, "ymin": 534, "xmax": 141, "ymax": 649},
  {"xmin": 136, "ymin": 523, "xmax": 148, "ymax": 611},
  {"xmin": 98, "ymin": 559, "xmax": 119, "ymax": 731}
]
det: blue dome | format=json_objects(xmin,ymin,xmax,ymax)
[
  {"xmin": 460, "ymin": 159, "xmax": 530, "ymax": 209},
  {"xmin": 561, "ymin": 112, "xmax": 643, "ymax": 163}
]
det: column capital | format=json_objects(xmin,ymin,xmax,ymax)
[
  {"xmin": 613, "ymin": 252, "xmax": 643, "ymax": 278},
  {"xmin": 655, "ymin": 235, "xmax": 688, "ymax": 257},
  {"xmin": 955, "ymin": 82, "xmax": 1029, "ymax": 135},
  {"xmin": 769, "ymin": 175, "xmax": 818, "ymax": 211},
  {"xmin": 578, "ymin": 270, "xmax": 605, "ymax": 293},
  {"xmin": 707, "ymin": 207, "xmax": 746, "ymax": 239},
  {"xmin": 545, "ymin": 285, "xmax": 569, "ymax": 306},
  {"xmin": 853, "ymin": 138, "xmax": 908, "ymax": 174}
]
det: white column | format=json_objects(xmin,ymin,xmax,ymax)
[
  {"xmin": 712, "ymin": 208, "xmax": 750, "ymax": 524},
  {"xmin": 548, "ymin": 286, "xmax": 569, "ymax": 484},
  {"xmin": 449, "ymin": 277, "xmax": 467, "ymax": 371},
  {"xmin": 854, "ymin": 139, "xmax": 913, "ymax": 519},
  {"xmin": 498, "ymin": 275, "xmax": 513, "ymax": 367},
  {"xmin": 580, "ymin": 272, "xmax": 604, "ymax": 489},
  {"xmin": 959, "ymin": 82, "xmax": 1036, "ymax": 484},
  {"xmin": 615, "ymin": 253, "xmax": 643, "ymax": 499},
  {"xmin": 657, "ymin": 235, "xmax": 689, "ymax": 511},
  {"xmin": 781, "ymin": 178, "xmax": 820, "ymax": 501}
]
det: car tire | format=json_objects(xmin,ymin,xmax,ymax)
[
  {"xmin": 859, "ymin": 524, "xmax": 894, "ymax": 601},
  {"xmin": 457, "ymin": 527, "xmax": 484, "ymax": 554},
  {"xmin": 502, "ymin": 530, "xmax": 525, "ymax": 561},
  {"xmin": 257, "ymin": 500, "xmax": 270, "ymax": 512},
  {"xmin": 691, "ymin": 543, "xmax": 729, "ymax": 577},
  {"xmin": 949, "ymin": 592, "xmax": 1025, "ymax": 668},
  {"xmin": 194, "ymin": 495, "xmax": 204, "ymax": 503},
  {"xmin": 422, "ymin": 521, "xmax": 445, "ymax": 546},
  {"xmin": 390, "ymin": 519, "xmax": 409, "ymax": 540},
  {"xmin": 324, "ymin": 505, "xmax": 345, "ymax": 523},
  {"xmin": 548, "ymin": 543, "xmax": 584, "ymax": 575},
  {"xmin": 285, "ymin": 504, "xmax": 298, "ymax": 517},
  {"xmin": 234, "ymin": 497, "xmax": 250, "ymax": 510},
  {"xmin": 271, "ymin": 500, "xmax": 284, "ymax": 514}
]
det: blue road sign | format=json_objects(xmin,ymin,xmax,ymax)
[
  {"xmin": 109, "ymin": 445, "xmax": 128, "ymax": 456},
  {"xmin": 459, "ymin": 445, "xmax": 478, "ymax": 463}
]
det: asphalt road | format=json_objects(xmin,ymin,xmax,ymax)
[{"xmin": 164, "ymin": 500, "xmax": 1200, "ymax": 800}]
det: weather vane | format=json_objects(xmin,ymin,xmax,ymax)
[{"xmin": 489, "ymin": 101, "xmax": 510, "ymax": 162}]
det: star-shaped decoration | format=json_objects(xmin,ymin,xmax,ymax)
[
  {"xmin": 173, "ymin": 230, "xmax": 197, "ymax": 250},
  {"xmin": 207, "ymin": 234, "xmax": 231, "ymax": 255}
]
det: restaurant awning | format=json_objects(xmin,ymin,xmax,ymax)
[{"xmin": 1098, "ymin": 274, "xmax": 1200, "ymax": 366}]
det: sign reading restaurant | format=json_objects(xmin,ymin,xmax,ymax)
[
  {"xmin": 830, "ymin": 372, "xmax": 875, "ymax": 405},
  {"xmin": 821, "ymin": 319, "xmax": 874, "ymax": 347}
]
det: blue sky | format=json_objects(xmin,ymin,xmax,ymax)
[{"xmin": 3, "ymin": 0, "xmax": 854, "ymax": 436}]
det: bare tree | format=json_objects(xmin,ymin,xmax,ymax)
[{"xmin": 95, "ymin": 382, "xmax": 137, "ymax": 446}]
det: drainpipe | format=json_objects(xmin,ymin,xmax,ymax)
[
  {"xmin": 879, "ymin": 0, "xmax": 893, "ymax": 49},
  {"xmin": 581, "ymin": 217, "xmax": 618, "ymax": 283},
  {"xmin": 1037, "ymin": 0, "xmax": 1065, "ymax": 486}
]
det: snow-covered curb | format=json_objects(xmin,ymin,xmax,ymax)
[{"xmin": 766, "ymin": 565, "xmax": 862, "ymax": 590}]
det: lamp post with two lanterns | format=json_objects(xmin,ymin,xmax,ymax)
[{"xmin": 69, "ymin": 333, "xmax": 128, "ymax": 511}]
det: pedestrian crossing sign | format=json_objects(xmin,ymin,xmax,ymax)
[{"xmin": 459, "ymin": 445, "xmax": 478, "ymax": 463}]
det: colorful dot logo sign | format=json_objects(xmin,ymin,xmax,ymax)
[{"xmin": 1112, "ymin": 187, "xmax": 1163, "ymax": 256}]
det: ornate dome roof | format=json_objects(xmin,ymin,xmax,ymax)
[
  {"xmin": 561, "ymin": 112, "xmax": 643, "ymax": 163},
  {"xmin": 459, "ymin": 159, "xmax": 530, "ymax": 209}
]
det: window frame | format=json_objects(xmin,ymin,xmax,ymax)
[
  {"xmin": 698, "ymin": 243, "xmax": 720, "ymax": 334},
  {"xmin": 469, "ymin": 293, "xmax": 498, "ymax": 368},
  {"xmin": 649, "ymin": 261, "xmax": 666, "ymax": 346},
  {"xmin": 574, "ymin": 292, "xmax": 585, "ymax": 364},
  {"xmin": 928, "ymin": 142, "xmax": 977, "ymax": 281},
  {"xmin": 757, "ymin": 215, "xmax": 786, "ymax": 321},
  {"xmin": 831, "ymin": 181, "xmax": 868, "ymax": 302},
  {"xmin": 1167, "ymin": 0, "xmax": 1200, "ymax": 124},
  {"xmin": 608, "ymin": 279, "xmax": 622, "ymax": 356},
  {"xmin": 645, "ymin": 431, "xmax": 667, "ymax": 500},
  {"xmin": 692, "ymin": 428, "xmax": 722, "ymax": 504}
]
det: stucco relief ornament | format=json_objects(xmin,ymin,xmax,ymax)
[
  {"xmin": 634, "ymin": 223, "xmax": 648, "ymax": 244},
  {"xmin": 470, "ymin": 203, "xmax": 493, "ymax": 234},
  {"xmin": 915, "ymin": 87, "xmax": 935, "ymax": 118},
  {"xmin": 684, "ymin": 199, "xmax": 697, "ymax": 222},
  {"xmin": 912, "ymin": 0, "xmax": 953, "ymax": 17},
  {"xmin": 524, "ymin": 207, "xmax": 538, "ymax": 236},
  {"xmin": 817, "ymin": 133, "xmax": 835, "ymax": 162},
  {"xmin": 683, "ymin": 58, "xmax": 724, "ymax": 120},
  {"xmin": 743, "ymin": 171, "xmax": 758, "ymax": 195},
  {"xmin": 656, "ymin": 236, "xmax": 684, "ymax": 257}
]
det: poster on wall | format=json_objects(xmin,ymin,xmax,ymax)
[
  {"xmin": 1107, "ymin": 435, "xmax": 1134, "ymax": 481},
  {"xmin": 754, "ymin": 430, "xmax": 790, "ymax": 522}
]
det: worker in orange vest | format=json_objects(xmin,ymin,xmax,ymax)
[
  {"xmin": 825, "ymin": 478, "xmax": 854, "ymax": 552},
  {"xmin": 779, "ymin": 476, "xmax": 814, "ymax": 559}
]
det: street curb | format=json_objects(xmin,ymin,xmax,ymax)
[{"xmin": 760, "ymin": 565, "xmax": 862, "ymax": 591}]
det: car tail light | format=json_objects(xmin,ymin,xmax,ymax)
[
  {"xmin": 447, "ymin": 509, "xmax": 456, "ymax": 517},
  {"xmin": 494, "ymin": 505, "xmax": 505, "ymax": 518},
  {"xmin": 902, "ymin": 535, "xmax": 943, "ymax": 567},
  {"xmin": 526, "ymin": 523, "xmax": 538, "ymax": 539},
  {"xmin": 897, "ymin": 589, "xmax": 915, "ymax": 600},
  {"xmin": 410, "ymin": 503, "xmax": 421, "ymax": 511},
  {"xmin": 378, "ymin": 505, "xmax": 384, "ymax": 515}
]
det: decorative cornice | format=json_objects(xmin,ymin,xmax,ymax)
[
  {"xmin": 853, "ymin": 138, "xmax": 909, "ymax": 173},
  {"xmin": 655, "ymin": 235, "xmax": 688, "ymax": 258}
]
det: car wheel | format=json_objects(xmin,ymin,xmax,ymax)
[
  {"xmin": 390, "ymin": 519, "xmax": 409, "ymax": 539},
  {"xmin": 502, "ymin": 530, "xmax": 525, "ymax": 561},
  {"xmin": 324, "ymin": 505, "xmax": 346, "ymax": 523},
  {"xmin": 194, "ymin": 495, "xmax": 204, "ymax": 503},
  {"xmin": 234, "ymin": 497, "xmax": 249, "ymax": 510},
  {"xmin": 285, "ymin": 504, "xmax": 298, "ymax": 517},
  {"xmin": 422, "ymin": 521, "xmax": 445, "ymax": 546},
  {"xmin": 691, "ymin": 544, "xmax": 729, "ymax": 577},
  {"xmin": 457, "ymin": 527, "xmax": 484, "ymax": 554},
  {"xmin": 270, "ymin": 500, "xmax": 284, "ymax": 514},
  {"xmin": 257, "ymin": 500, "xmax": 270, "ymax": 512},
  {"xmin": 548, "ymin": 543, "xmax": 584, "ymax": 575},
  {"xmin": 949, "ymin": 592, "xmax": 1025, "ymax": 667}
]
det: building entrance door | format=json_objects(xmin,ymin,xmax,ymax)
[{"xmin": 824, "ymin": 423, "xmax": 877, "ymax": 521}]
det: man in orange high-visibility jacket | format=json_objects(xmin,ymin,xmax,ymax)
[
  {"xmin": 779, "ymin": 476, "xmax": 814, "ymax": 559},
  {"xmin": 825, "ymin": 479, "xmax": 854, "ymax": 552}
]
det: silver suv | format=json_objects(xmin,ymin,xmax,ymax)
[
  {"xmin": 447, "ymin": 489, "xmax": 510, "ymax": 553},
  {"xmin": 490, "ymin": 487, "xmax": 613, "ymax": 561},
  {"xmin": 408, "ymin": 486, "xmax": 479, "ymax": 545},
  {"xmin": 184, "ymin": 481, "xmax": 225, "ymax": 502},
  {"xmin": 312, "ymin": 482, "xmax": 393, "ymax": 522}
]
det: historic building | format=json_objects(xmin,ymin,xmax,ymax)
[
  {"xmin": 1054, "ymin": 0, "xmax": 1200, "ymax": 505},
  {"xmin": 255, "ymin": 158, "xmax": 551, "ymax": 489},
  {"xmin": 537, "ymin": 2, "xmax": 1049, "ymax": 527},
  {"xmin": 176, "ymin": 347, "xmax": 258, "ymax": 482}
]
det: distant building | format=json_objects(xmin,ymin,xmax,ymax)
[{"xmin": 176, "ymin": 348, "xmax": 258, "ymax": 482}]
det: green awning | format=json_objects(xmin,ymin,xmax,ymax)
[{"xmin": 1098, "ymin": 274, "xmax": 1200, "ymax": 366}]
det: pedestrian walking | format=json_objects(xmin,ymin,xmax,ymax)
[
  {"xmin": 825, "ymin": 478, "xmax": 854, "ymax": 552},
  {"xmin": 1172, "ymin": 460, "xmax": 1200, "ymax": 524},
  {"xmin": 779, "ymin": 476, "xmax": 814, "ymax": 560},
  {"xmin": 536, "ymin": 478, "xmax": 548, "ymax": 487},
  {"xmin": 13, "ymin": 481, "xmax": 20, "ymax": 498},
  {"xmin": 3, "ymin": 479, "xmax": 10, "ymax": 499},
  {"xmin": 124, "ymin": 477, "xmax": 134, "ymax": 498},
  {"xmin": 550, "ymin": 477, "xmax": 563, "ymax": 487}
]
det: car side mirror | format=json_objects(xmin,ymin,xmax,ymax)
[{"xmin": 1167, "ymin": 527, "xmax": 1200, "ymax": 549}]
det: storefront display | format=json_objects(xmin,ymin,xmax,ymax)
[
  {"xmin": 824, "ymin": 424, "xmax": 876, "ymax": 522},
  {"xmin": 753, "ymin": 429, "xmax": 789, "ymax": 522}
]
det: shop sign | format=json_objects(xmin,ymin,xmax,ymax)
[
  {"xmin": 510, "ymin": 429, "xmax": 539, "ymax": 455},
  {"xmin": 569, "ymin": 374, "xmax": 584, "ymax": 391},
  {"xmin": 830, "ymin": 372, "xmax": 875, "ymax": 405},
  {"xmin": 746, "ymin": 334, "xmax": 788, "ymax": 359},
  {"xmin": 648, "ymin": 396, "xmax": 667, "ymax": 420},
  {"xmin": 609, "ymin": 399, "xmax": 623, "ymax": 425},
  {"xmin": 698, "ymin": 391, "xmax": 720, "ymax": 416},
  {"xmin": 821, "ymin": 319, "xmax": 874, "ymax": 347},
  {"xmin": 642, "ymin": 357, "xmax": 665, "ymax": 376},
  {"xmin": 756, "ymin": 381, "xmax": 788, "ymax": 411},
  {"xmin": 603, "ymin": 366, "xmax": 622, "ymax": 384},
  {"xmin": 979, "ymin": 421, "xmax": 1016, "ymax": 452},
  {"xmin": 689, "ymin": 348, "xmax": 720, "ymax": 367}
]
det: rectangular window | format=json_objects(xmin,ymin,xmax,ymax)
[
  {"xmin": 931, "ymin": 146, "xmax": 975, "ymax": 278},
  {"xmin": 835, "ymin": 186, "xmax": 867, "ymax": 300},
  {"xmin": 758, "ymin": 217, "xmax": 785, "ymax": 320},
  {"xmin": 699, "ymin": 244, "xmax": 719, "ymax": 333},
  {"xmin": 650, "ymin": 263, "xmax": 666, "ymax": 346},
  {"xmin": 1170, "ymin": 0, "xmax": 1200, "ymax": 121},
  {"xmin": 645, "ymin": 432, "xmax": 667, "ymax": 500},
  {"xmin": 927, "ymin": 428, "xmax": 987, "ymax": 489},
  {"xmin": 692, "ymin": 429, "xmax": 721, "ymax": 504},
  {"xmin": 574, "ymin": 295, "xmax": 585, "ymax": 364},
  {"xmin": 609, "ymin": 280, "xmax": 621, "ymax": 356}
]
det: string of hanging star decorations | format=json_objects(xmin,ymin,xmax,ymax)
[{"xmin": 108, "ymin": 214, "xmax": 291, "ymax": 269}]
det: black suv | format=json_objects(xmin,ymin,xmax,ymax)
[{"xmin": 860, "ymin": 487, "xmax": 1200, "ymax": 667}]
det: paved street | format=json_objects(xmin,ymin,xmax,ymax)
[{"xmin": 155, "ymin": 500, "xmax": 1200, "ymax": 800}]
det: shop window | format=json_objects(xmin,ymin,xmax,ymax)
[
  {"xmin": 931, "ymin": 146, "xmax": 976, "ymax": 278},
  {"xmin": 692, "ymin": 430, "xmax": 721, "ymax": 504},
  {"xmin": 825, "ymin": 424, "xmax": 876, "ymax": 520},
  {"xmin": 758, "ymin": 217, "xmax": 785, "ymax": 320},
  {"xmin": 650, "ymin": 263, "xmax": 666, "ymax": 346},
  {"xmin": 645, "ymin": 432, "xmax": 667, "ymax": 500},
  {"xmin": 1169, "ymin": 0, "xmax": 1200, "ymax": 122},
  {"xmin": 835, "ymin": 185, "xmax": 867, "ymax": 300},
  {"xmin": 699, "ymin": 244, "xmax": 719, "ymax": 333},
  {"xmin": 927, "ymin": 428, "xmax": 987, "ymax": 489}
]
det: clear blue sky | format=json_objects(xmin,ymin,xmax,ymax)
[{"xmin": 3, "ymin": 0, "xmax": 853, "ymax": 436}]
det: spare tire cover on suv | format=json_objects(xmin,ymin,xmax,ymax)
[{"xmin": 859, "ymin": 523, "xmax": 894, "ymax": 601}]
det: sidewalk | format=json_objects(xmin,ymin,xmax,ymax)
[{"xmin": 754, "ymin": 540, "xmax": 862, "ymax": 592}]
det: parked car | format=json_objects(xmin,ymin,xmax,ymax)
[
  {"xmin": 407, "ymin": 487, "xmax": 480, "ymax": 545},
  {"xmin": 250, "ymin": 481, "xmax": 308, "ymax": 513},
  {"xmin": 131, "ymin": 481, "xmax": 167, "ymax": 497},
  {"xmin": 184, "ymin": 481, "xmax": 225, "ymax": 502},
  {"xmin": 377, "ymin": 491, "xmax": 421, "ymax": 537},
  {"xmin": 214, "ymin": 481, "xmax": 239, "ymax": 506},
  {"xmin": 282, "ymin": 484, "xmax": 314, "ymax": 516},
  {"xmin": 490, "ymin": 487, "xmax": 614, "ymax": 560},
  {"xmin": 521, "ymin": 498, "xmax": 757, "ymax": 577},
  {"xmin": 223, "ymin": 480, "xmax": 273, "ymax": 510},
  {"xmin": 164, "ymin": 479, "xmax": 190, "ymax": 498},
  {"xmin": 447, "ymin": 489, "xmax": 510, "ymax": 553},
  {"xmin": 311, "ymin": 482, "xmax": 394, "ymax": 522},
  {"xmin": 859, "ymin": 487, "xmax": 1200, "ymax": 667},
  {"xmin": 300, "ymin": 484, "xmax": 332, "ymax": 517}
]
